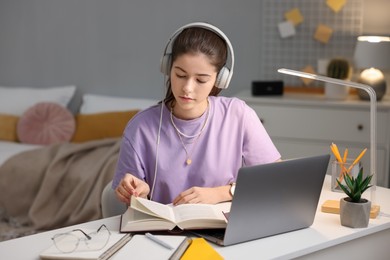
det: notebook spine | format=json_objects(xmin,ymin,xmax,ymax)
[{"xmin": 98, "ymin": 233, "xmax": 133, "ymax": 260}]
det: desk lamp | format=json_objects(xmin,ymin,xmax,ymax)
[
  {"xmin": 354, "ymin": 36, "xmax": 390, "ymax": 101},
  {"xmin": 277, "ymin": 68, "xmax": 377, "ymax": 207}
]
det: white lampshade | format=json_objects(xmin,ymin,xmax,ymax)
[{"xmin": 354, "ymin": 36, "xmax": 390, "ymax": 70}]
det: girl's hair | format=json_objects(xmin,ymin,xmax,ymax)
[{"xmin": 163, "ymin": 27, "xmax": 228, "ymax": 104}]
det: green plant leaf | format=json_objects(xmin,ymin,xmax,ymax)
[
  {"xmin": 336, "ymin": 179, "xmax": 352, "ymax": 197},
  {"xmin": 344, "ymin": 173, "xmax": 354, "ymax": 190},
  {"xmin": 335, "ymin": 167, "xmax": 373, "ymax": 203}
]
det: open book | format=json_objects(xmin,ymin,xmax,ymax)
[{"xmin": 120, "ymin": 197, "xmax": 230, "ymax": 232}]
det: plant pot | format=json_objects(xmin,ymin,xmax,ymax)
[
  {"xmin": 325, "ymin": 82, "xmax": 349, "ymax": 100},
  {"xmin": 339, "ymin": 197, "xmax": 371, "ymax": 228}
]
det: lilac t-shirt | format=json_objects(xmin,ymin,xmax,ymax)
[{"xmin": 113, "ymin": 96, "xmax": 280, "ymax": 204}]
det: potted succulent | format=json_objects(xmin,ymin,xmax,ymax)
[
  {"xmin": 325, "ymin": 58, "xmax": 352, "ymax": 99},
  {"xmin": 336, "ymin": 167, "xmax": 373, "ymax": 228}
]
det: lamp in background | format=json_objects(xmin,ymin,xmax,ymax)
[
  {"xmin": 354, "ymin": 36, "xmax": 390, "ymax": 101},
  {"xmin": 277, "ymin": 68, "xmax": 377, "ymax": 207}
]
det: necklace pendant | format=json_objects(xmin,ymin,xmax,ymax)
[{"xmin": 186, "ymin": 159, "xmax": 192, "ymax": 165}]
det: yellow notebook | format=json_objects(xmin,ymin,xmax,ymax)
[{"xmin": 180, "ymin": 238, "xmax": 223, "ymax": 260}]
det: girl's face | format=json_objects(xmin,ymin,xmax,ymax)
[{"xmin": 170, "ymin": 53, "xmax": 217, "ymax": 120}]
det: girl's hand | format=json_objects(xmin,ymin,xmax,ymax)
[
  {"xmin": 172, "ymin": 185, "xmax": 231, "ymax": 205},
  {"xmin": 115, "ymin": 173, "xmax": 150, "ymax": 205}
]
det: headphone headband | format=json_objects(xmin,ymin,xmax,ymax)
[{"xmin": 160, "ymin": 22, "xmax": 235, "ymax": 89}]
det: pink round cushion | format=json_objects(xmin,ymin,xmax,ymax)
[{"xmin": 17, "ymin": 102, "xmax": 76, "ymax": 145}]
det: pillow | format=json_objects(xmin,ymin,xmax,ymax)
[
  {"xmin": 17, "ymin": 102, "xmax": 76, "ymax": 145},
  {"xmin": 0, "ymin": 114, "xmax": 19, "ymax": 142},
  {"xmin": 71, "ymin": 110, "xmax": 139, "ymax": 143},
  {"xmin": 80, "ymin": 94, "xmax": 157, "ymax": 114},
  {"xmin": 0, "ymin": 85, "xmax": 76, "ymax": 115}
]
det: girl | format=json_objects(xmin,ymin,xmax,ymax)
[{"xmin": 113, "ymin": 22, "xmax": 280, "ymax": 205}]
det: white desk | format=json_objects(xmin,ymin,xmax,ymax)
[{"xmin": 1, "ymin": 176, "xmax": 390, "ymax": 260}]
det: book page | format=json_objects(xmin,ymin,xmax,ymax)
[
  {"xmin": 131, "ymin": 197, "xmax": 175, "ymax": 222},
  {"xmin": 124, "ymin": 206, "xmax": 165, "ymax": 223},
  {"xmin": 121, "ymin": 207, "xmax": 176, "ymax": 232},
  {"xmin": 173, "ymin": 204, "xmax": 226, "ymax": 223},
  {"xmin": 131, "ymin": 197, "xmax": 231, "ymax": 227}
]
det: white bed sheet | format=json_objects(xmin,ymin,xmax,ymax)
[{"xmin": 0, "ymin": 141, "xmax": 42, "ymax": 166}]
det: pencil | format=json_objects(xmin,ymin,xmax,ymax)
[
  {"xmin": 347, "ymin": 148, "xmax": 367, "ymax": 173},
  {"xmin": 330, "ymin": 143, "xmax": 343, "ymax": 163},
  {"xmin": 330, "ymin": 143, "xmax": 346, "ymax": 172},
  {"xmin": 342, "ymin": 148, "xmax": 348, "ymax": 163},
  {"xmin": 330, "ymin": 144, "xmax": 347, "ymax": 187}
]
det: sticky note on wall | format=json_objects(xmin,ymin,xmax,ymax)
[
  {"xmin": 284, "ymin": 8, "xmax": 304, "ymax": 26},
  {"xmin": 314, "ymin": 24, "xmax": 333, "ymax": 44},
  {"xmin": 300, "ymin": 65, "xmax": 316, "ymax": 85},
  {"xmin": 278, "ymin": 21, "xmax": 296, "ymax": 38},
  {"xmin": 326, "ymin": 0, "xmax": 347, "ymax": 13}
]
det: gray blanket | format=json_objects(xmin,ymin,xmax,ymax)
[{"xmin": 0, "ymin": 138, "xmax": 121, "ymax": 241}]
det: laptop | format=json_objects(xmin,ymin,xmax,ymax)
[{"xmin": 192, "ymin": 154, "xmax": 330, "ymax": 246}]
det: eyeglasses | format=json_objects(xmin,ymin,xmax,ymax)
[{"xmin": 51, "ymin": 224, "xmax": 111, "ymax": 253}]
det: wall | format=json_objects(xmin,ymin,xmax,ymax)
[
  {"xmin": 0, "ymin": 0, "xmax": 262, "ymax": 105},
  {"xmin": 362, "ymin": 0, "xmax": 390, "ymax": 35},
  {"xmin": 259, "ymin": 0, "xmax": 364, "ymax": 87},
  {"xmin": 0, "ymin": 0, "xmax": 388, "ymax": 107}
]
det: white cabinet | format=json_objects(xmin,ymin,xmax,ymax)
[{"xmin": 237, "ymin": 90, "xmax": 390, "ymax": 188}]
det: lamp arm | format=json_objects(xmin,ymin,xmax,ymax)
[{"xmin": 278, "ymin": 68, "xmax": 377, "ymax": 205}]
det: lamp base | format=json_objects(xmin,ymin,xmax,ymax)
[{"xmin": 357, "ymin": 82, "xmax": 386, "ymax": 101}]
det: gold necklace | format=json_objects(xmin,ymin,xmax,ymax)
[
  {"xmin": 170, "ymin": 100, "xmax": 210, "ymax": 165},
  {"xmin": 175, "ymin": 130, "xmax": 203, "ymax": 165},
  {"xmin": 170, "ymin": 101, "xmax": 210, "ymax": 139}
]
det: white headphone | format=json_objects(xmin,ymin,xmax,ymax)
[{"xmin": 160, "ymin": 22, "xmax": 235, "ymax": 89}]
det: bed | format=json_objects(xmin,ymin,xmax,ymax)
[{"xmin": 0, "ymin": 86, "xmax": 157, "ymax": 241}]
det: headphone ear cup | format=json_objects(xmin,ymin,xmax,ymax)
[
  {"xmin": 160, "ymin": 54, "xmax": 171, "ymax": 75},
  {"xmin": 215, "ymin": 66, "xmax": 230, "ymax": 89}
]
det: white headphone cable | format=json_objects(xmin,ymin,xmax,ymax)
[{"xmin": 149, "ymin": 76, "xmax": 166, "ymax": 201}]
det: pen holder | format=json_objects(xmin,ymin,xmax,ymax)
[{"xmin": 331, "ymin": 159, "xmax": 362, "ymax": 192}]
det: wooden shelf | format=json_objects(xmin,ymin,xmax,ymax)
[{"xmin": 284, "ymin": 86, "xmax": 358, "ymax": 95}]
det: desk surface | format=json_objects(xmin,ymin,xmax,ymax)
[{"xmin": 1, "ymin": 176, "xmax": 390, "ymax": 260}]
